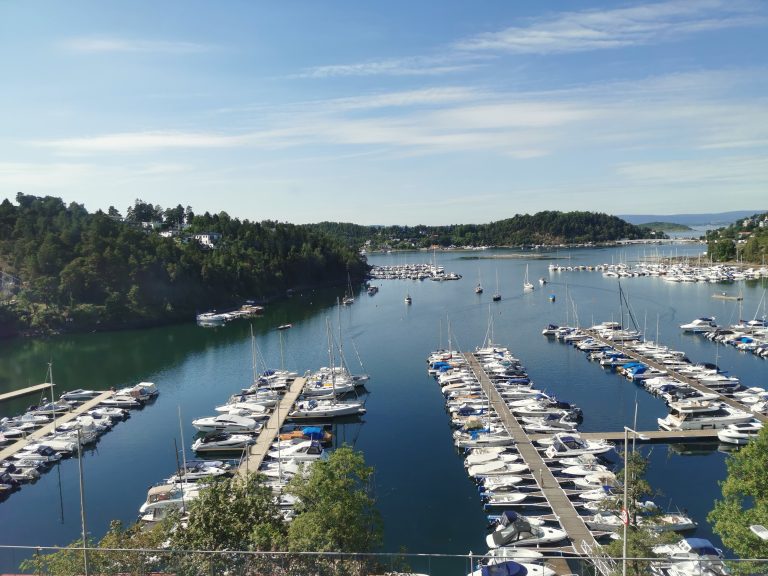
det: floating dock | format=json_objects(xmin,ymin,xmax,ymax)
[
  {"xmin": 0, "ymin": 383, "xmax": 54, "ymax": 403},
  {"xmin": 237, "ymin": 376, "xmax": 307, "ymax": 477},
  {"xmin": 0, "ymin": 391, "xmax": 113, "ymax": 462},
  {"xmin": 464, "ymin": 353, "xmax": 597, "ymax": 574},
  {"xmin": 584, "ymin": 330, "xmax": 768, "ymax": 425}
]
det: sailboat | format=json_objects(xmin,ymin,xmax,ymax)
[
  {"xmin": 492, "ymin": 270, "xmax": 501, "ymax": 302},
  {"xmin": 475, "ymin": 270, "xmax": 484, "ymax": 294},
  {"xmin": 523, "ymin": 264, "xmax": 534, "ymax": 292},
  {"xmin": 342, "ymin": 273, "xmax": 354, "ymax": 306},
  {"xmin": 405, "ymin": 293, "xmax": 412, "ymax": 304}
]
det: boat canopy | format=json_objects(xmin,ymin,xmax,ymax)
[
  {"xmin": 302, "ymin": 427, "xmax": 324, "ymax": 439},
  {"xmin": 683, "ymin": 538, "xmax": 722, "ymax": 557}
]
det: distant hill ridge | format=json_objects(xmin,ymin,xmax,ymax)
[{"xmin": 619, "ymin": 210, "xmax": 766, "ymax": 227}]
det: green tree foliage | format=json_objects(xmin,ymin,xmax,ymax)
[
  {"xmin": 709, "ymin": 428, "xmax": 768, "ymax": 562},
  {"xmin": 19, "ymin": 520, "xmax": 168, "ymax": 576},
  {"xmin": 309, "ymin": 211, "xmax": 659, "ymax": 250},
  {"xmin": 706, "ymin": 212, "xmax": 768, "ymax": 263},
  {"xmin": 0, "ymin": 194, "xmax": 367, "ymax": 335},
  {"xmin": 168, "ymin": 474, "xmax": 287, "ymax": 574},
  {"xmin": 170, "ymin": 474, "xmax": 286, "ymax": 552},
  {"xmin": 602, "ymin": 451, "xmax": 677, "ymax": 576},
  {"xmin": 286, "ymin": 446, "xmax": 383, "ymax": 553}
]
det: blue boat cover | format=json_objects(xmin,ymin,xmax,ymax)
[
  {"xmin": 481, "ymin": 561, "xmax": 527, "ymax": 576},
  {"xmin": 302, "ymin": 427, "xmax": 323, "ymax": 438},
  {"xmin": 684, "ymin": 538, "xmax": 720, "ymax": 557},
  {"xmin": 499, "ymin": 511, "xmax": 518, "ymax": 526}
]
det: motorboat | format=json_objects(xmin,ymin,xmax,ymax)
[
  {"xmin": 652, "ymin": 537, "xmax": 729, "ymax": 576},
  {"xmin": 191, "ymin": 413, "xmax": 262, "ymax": 433},
  {"xmin": 680, "ymin": 317, "xmax": 718, "ymax": 333},
  {"xmin": 464, "ymin": 450, "xmax": 520, "ymax": 467},
  {"xmin": 191, "ymin": 432, "xmax": 256, "ymax": 453},
  {"xmin": 99, "ymin": 394, "xmax": 142, "ymax": 409},
  {"xmin": 486, "ymin": 512, "xmax": 567, "ymax": 548},
  {"xmin": 115, "ymin": 382, "xmax": 158, "ymax": 401},
  {"xmin": 215, "ymin": 401, "xmax": 271, "ymax": 418},
  {"xmin": 717, "ymin": 421, "xmax": 763, "ymax": 445},
  {"xmin": 87, "ymin": 407, "xmax": 127, "ymax": 420},
  {"xmin": 469, "ymin": 559, "xmax": 557, "ymax": 576},
  {"xmin": 543, "ymin": 433, "xmax": 612, "ymax": 458},
  {"xmin": 13, "ymin": 444, "xmax": 62, "ymax": 463},
  {"xmin": 479, "ymin": 475, "xmax": 527, "ymax": 491},
  {"xmin": 60, "ymin": 389, "xmax": 101, "ymax": 402},
  {"xmin": 139, "ymin": 483, "xmax": 201, "ymax": 517},
  {"xmin": 287, "ymin": 399, "xmax": 366, "ymax": 419},
  {"xmin": 483, "ymin": 492, "xmax": 544, "ymax": 508},
  {"xmin": 467, "ymin": 461, "xmax": 529, "ymax": 479},
  {"xmin": 573, "ymin": 471, "xmax": 618, "ymax": 490},
  {"xmin": 166, "ymin": 460, "xmax": 233, "ymax": 483},
  {"xmin": 267, "ymin": 439, "xmax": 325, "ymax": 462},
  {"xmin": 658, "ymin": 400, "xmax": 753, "ymax": 431},
  {"xmin": 0, "ymin": 461, "xmax": 40, "ymax": 482}
]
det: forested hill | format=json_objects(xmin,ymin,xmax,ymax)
[
  {"xmin": 0, "ymin": 194, "xmax": 366, "ymax": 337},
  {"xmin": 308, "ymin": 211, "xmax": 659, "ymax": 250}
]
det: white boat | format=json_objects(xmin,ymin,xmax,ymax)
[
  {"xmin": 717, "ymin": 421, "xmax": 763, "ymax": 444},
  {"xmin": 486, "ymin": 512, "xmax": 567, "ymax": 548},
  {"xmin": 267, "ymin": 439, "xmax": 325, "ymax": 462},
  {"xmin": 652, "ymin": 537, "xmax": 729, "ymax": 575},
  {"xmin": 680, "ymin": 317, "xmax": 718, "ymax": 333},
  {"xmin": 60, "ymin": 389, "xmax": 101, "ymax": 402},
  {"xmin": 191, "ymin": 431, "xmax": 256, "ymax": 453},
  {"xmin": 483, "ymin": 492, "xmax": 542, "ymax": 507},
  {"xmin": 523, "ymin": 264, "xmax": 534, "ymax": 292},
  {"xmin": 464, "ymin": 451, "xmax": 520, "ymax": 467},
  {"xmin": 573, "ymin": 471, "xmax": 618, "ymax": 490},
  {"xmin": 288, "ymin": 398, "xmax": 366, "ymax": 419},
  {"xmin": 543, "ymin": 433, "xmax": 613, "ymax": 458},
  {"xmin": 191, "ymin": 413, "xmax": 262, "ymax": 433},
  {"xmin": 469, "ymin": 560, "xmax": 556, "ymax": 576},
  {"xmin": 480, "ymin": 475, "xmax": 527, "ymax": 490},
  {"xmin": 658, "ymin": 400, "xmax": 753, "ymax": 431},
  {"xmin": 139, "ymin": 483, "xmax": 201, "ymax": 517},
  {"xmin": 166, "ymin": 460, "xmax": 233, "ymax": 483},
  {"xmin": 404, "ymin": 294, "xmax": 412, "ymax": 305},
  {"xmin": 115, "ymin": 382, "xmax": 158, "ymax": 401},
  {"xmin": 215, "ymin": 401, "xmax": 271, "ymax": 418},
  {"xmin": 467, "ymin": 461, "xmax": 529, "ymax": 478},
  {"xmin": 196, "ymin": 312, "xmax": 228, "ymax": 327}
]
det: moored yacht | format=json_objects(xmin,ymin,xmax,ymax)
[
  {"xmin": 680, "ymin": 317, "xmax": 718, "ymax": 333},
  {"xmin": 658, "ymin": 400, "xmax": 753, "ymax": 431}
]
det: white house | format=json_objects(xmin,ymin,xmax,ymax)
[{"xmin": 193, "ymin": 232, "xmax": 222, "ymax": 248}]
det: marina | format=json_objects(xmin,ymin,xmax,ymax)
[{"xmin": 1, "ymin": 243, "xmax": 767, "ymax": 573}]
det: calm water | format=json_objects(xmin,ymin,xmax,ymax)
[{"xmin": 1, "ymin": 243, "xmax": 766, "ymax": 571}]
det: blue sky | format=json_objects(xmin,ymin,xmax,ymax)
[{"xmin": 1, "ymin": 0, "xmax": 766, "ymax": 225}]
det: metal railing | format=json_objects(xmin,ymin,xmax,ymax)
[{"xmin": 2, "ymin": 545, "xmax": 767, "ymax": 576}]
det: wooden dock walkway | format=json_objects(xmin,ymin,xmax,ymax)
[
  {"xmin": 0, "ymin": 391, "xmax": 113, "ymax": 461},
  {"xmin": 0, "ymin": 383, "xmax": 53, "ymax": 403},
  {"xmin": 464, "ymin": 353, "xmax": 597, "ymax": 574},
  {"xmin": 238, "ymin": 377, "xmax": 306, "ymax": 477},
  {"xmin": 584, "ymin": 330, "xmax": 768, "ymax": 424}
]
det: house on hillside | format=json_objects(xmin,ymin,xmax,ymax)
[{"xmin": 193, "ymin": 232, "xmax": 222, "ymax": 248}]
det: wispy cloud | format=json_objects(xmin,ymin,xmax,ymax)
[
  {"xmin": 32, "ymin": 131, "xmax": 251, "ymax": 155},
  {"xmin": 456, "ymin": 0, "xmax": 764, "ymax": 54},
  {"xmin": 295, "ymin": 55, "xmax": 486, "ymax": 79},
  {"xmin": 28, "ymin": 69, "xmax": 768, "ymax": 164},
  {"xmin": 63, "ymin": 36, "xmax": 214, "ymax": 54},
  {"xmin": 616, "ymin": 155, "xmax": 768, "ymax": 185}
]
